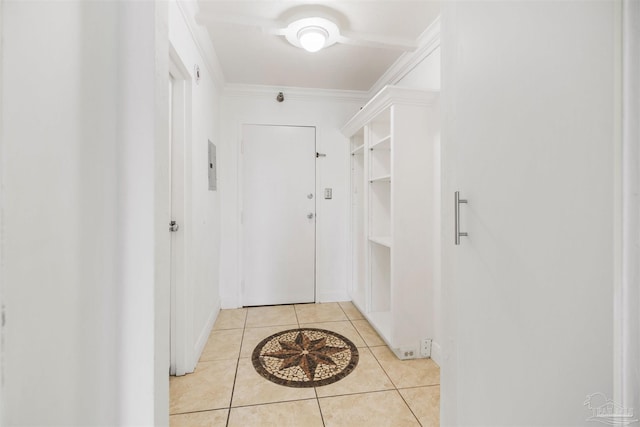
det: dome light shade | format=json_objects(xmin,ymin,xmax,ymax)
[
  {"xmin": 284, "ymin": 17, "xmax": 340, "ymax": 52},
  {"xmin": 298, "ymin": 26, "xmax": 328, "ymax": 53}
]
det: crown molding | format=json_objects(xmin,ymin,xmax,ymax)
[
  {"xmin": 341, "ymin": 85, "xmax": 439, "ymax": 137},
  {"xmin": 175, "ymin": 0, "xmax": 226, "ymax": 88},
  {"xmin": 367, "ymin": 16, "xmax": 440, "ymax": 98},
  {"xmin": 222, "ymin": 83, "xmax": 369, "ymax": 104}
]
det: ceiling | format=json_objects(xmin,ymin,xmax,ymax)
[{"xmin": 196, "ymin": 1, "xmax": 441, "ymax": 92}]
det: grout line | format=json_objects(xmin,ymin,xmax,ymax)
[
  {"xmin": 299, "ymin": 318, "xmax": 351, "ymax": 326},
  {"xmin": 293, "ymin": 304, "xmax": 301, "ymax": 327},
  {"xmin": 227, "ymin": 397, "xmax": 319, "ymax": 410},
  {"xmin": 396, "ymin": 388, "xmax": 424, "ymax": 427},
  {"xmin": 315, "ymin": 387, "xmax": 396, "ymax": 400},
  {"xmin": 169, "ymin": 408, "xmax": 228, "ymax": 417},
  {"xmin": 346, "ymin": 316, "xmax": 368, "ymax": 347},
  {"xmin": 314, "ymin": 387, "xmax": 326, "ymax": 427},
  {"xmin": 397, "ymin": 384, "xmax": 440, "ymax": 390},
  {"xmin": 369, "ymin": 346, "xmax": 401, "ymax": 390},
  {"xmin": 225, "ymin": 317, "xmax": 248, "ymax": 427}
]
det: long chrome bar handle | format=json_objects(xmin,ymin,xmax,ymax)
[{"xmin": 455, "ymin": 191, "xmax": 468, "ymax": 245}]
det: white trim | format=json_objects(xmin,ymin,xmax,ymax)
[
  {"xmin": 175, "ymin": 0, "xmax": 226, "ymax": 88},
  {"xmin": 223, "ymin": 83, "xmax": 369, "ymax": 104},
  {"xmin": 192, "ymin": 301, "xmax": 220, "ymax": 367},
  {"xmin": 168, "ymin": 46, "xmax": 195, "ymax": 376},
  {"xmin": 317, "ymin": 291, "xmax": 350, "ymax": 303},
  {"xmin": 341, "ymin": 85, "xmax": 439, "ymax": 137},
  {"xmin": 619, "ymin": 0, "xmax": 640, "ymax": 414},
  {"xmin": 430, "ymin": 341, "xmax": 442, "ymax": 367},
  {"xmin": 315, "ymin": 126, "xmax": 321, "ymax": 305},
  {"xmin": 368, "ymin": 17, "xmax": 440, "ymax": 97},
  {"xmin": 0, "ymin": 0, "xmax": 5, "ymax": 417},
  {"xmin": 235, "ymin": 120, "xmax": 243, "ymax": 309}
]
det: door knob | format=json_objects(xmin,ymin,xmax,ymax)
[
  {"xmin": 169, "ymin": 220, "xmax": 179, "ymax": 232},
  {"xmin": 307, "ymin": 213, "xmax": 315, "ymax": 219},
  {"xmin": 307, "ymin": 193, "xmax": 314, "ymax": 199}
]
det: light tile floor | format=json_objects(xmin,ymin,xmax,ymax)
[{"xmin": 170, "ymin": 302, "xmax": 440, "ymax": 427}]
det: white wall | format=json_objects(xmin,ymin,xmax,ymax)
[
  {"xmin": 219, "ymin": 89, "xmax": 366, "ymax": 307},
  {"xmin": 1, "ymin": 1, "xmax": 168, "ymax": 425},
  {"xmin": 168, "ymin": 0, "xmax": 223, "ymax": 369},
  {"xmin": 395, "ymin": 47, "xmax": 443, "ymax": 364}
]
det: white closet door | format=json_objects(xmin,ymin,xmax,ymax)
[
  {"xmin": 441, "ymin": 1, "xmax": 617, "ymax": 425},
  {"xmin": 242, "ymin": 125, "xmax": 316, "ymax": 306}
]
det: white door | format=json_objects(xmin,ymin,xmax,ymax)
[
  {"xmin": 441, "ymin": 2, "xmax": 617, "ymax": 425},
  {"xmin": 242, "ymin": 125, "xmax": 316, "ymax": 306},
  {"xmin": 169, "ymin": 62, "xmax": 189, "ymax": 375}
]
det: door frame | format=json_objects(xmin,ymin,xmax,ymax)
[
  {"xmin": 618, "ymin": 0, "xmax": 640, "ymax": 413},
  {"xmin": 168, "ymin": 45, "xmax": 194, "ymax": 375},
  {"xmin": 238, "ymin": 123, "xmax": 318, "ymax": 306}
]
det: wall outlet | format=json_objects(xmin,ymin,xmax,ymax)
[
  {"xmin": 398, "ymin": 347, "xmax": 417, "ymax": 360},
  {"xmin": 421, "ymin": 338, "xmax": 432, "ymax": 357}
]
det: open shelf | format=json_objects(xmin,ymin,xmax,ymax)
[
  {"xmin": 369, "ymin": 175, "xmax": 391, "ymax": 183},
  {"xmin": 351, "ymin": 144, "xmax": 365, "ymax": 155},
  {"xmin": 342, "ymin": 85, "xmax": 440, "ymax": 360},
  {"xmin": 370, "ymin": 135, "xmax": 391, "ymax": 151},
  {"xmin": 369, "ymin": 236, "xmax": 391, "ymax": 247}
]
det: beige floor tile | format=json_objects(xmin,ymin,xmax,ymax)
[
  {"xmin": 299, "ymin": 320, "xmax": 366, "ymax": 348},
  {"xmin": 315, "ymin": 347, "xmax": 394, "ymax": 397},
  {"xmin": 200, "ymin": 329, "xmax": 243, "ymax": 362},
  {"xmin": 228, "ymin": 399, "xmax": 323, "ymax": 427},
  {"xmin": 239, "ymin": 324, "xmax": 298, "ymax": 358},
  {"xmin": 370, "ymin": 345, "xmax": 440, "ymax": 388},
  {"xmin": 170, "ymin": 359, "xmax": 238, "ymax": 414},
  {"xmin": 338, "ymin": 301, "xmax": 364, "ymax": 320},
  {"xmin": 351, "ymin": 319, "xmax": 385, "ymax": 346},
  {"xmin": 212, "ymin": 309, "xmax": 247, "ymax": 330},
  {"xmin": 399, "ymin": 386, "xmax": 440, "ymax": 427},
  {"xmin": 169, "ymin": 409, "xmax": 228, "ymax": 427},
  {"xmin": 246, "ymin": 305, "xmax": 298, "ymax": 328},
  {"xmin": 294, "ymin": 303, "xmax": 348, "ymax": 323},
  {"xmin": 231, "ymin": 357, "xmax": 316, "ymax": 407},
  {"xmin": 319, "ymin": 390, "xmax": 420, "ymax": 427}
]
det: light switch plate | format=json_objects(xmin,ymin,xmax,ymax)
[{"xmin": 324, "ymin": 188, "xmax": 332, "ymax": 199}]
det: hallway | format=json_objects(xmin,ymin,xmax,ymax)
[{"xmin": 169, "ymin": 303, "xmax": 440, "ymax": 426}]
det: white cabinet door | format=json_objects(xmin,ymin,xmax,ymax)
[
  {"xmin": 242, "ymin": 125, "xmax": 316, "ymax": 306},
  {"xmin": 441, "ymin": 2, "xmax": 617, "ymax": 425}
]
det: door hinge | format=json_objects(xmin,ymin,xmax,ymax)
[{"xmin": 316, "ymin": 152, "xmax": 326, "ymax": 158}]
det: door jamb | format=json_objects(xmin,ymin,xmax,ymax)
[
  {"xmin": 168, "ymin": 44, "xmax": 194, "ymax": 375},
  {"xmin": 618, "ymin": 0, "xmax": 640, "ymax": 413}
]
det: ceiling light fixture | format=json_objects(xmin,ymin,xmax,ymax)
[
  {"xmin": 298, "ymin": 26, "xmax": 329, "ymax": 53},
  {"xmin": 284, "ymin": 17, "xmax": 340, "ymax": 53}
]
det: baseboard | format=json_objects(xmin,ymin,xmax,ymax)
[
  {"xmin": 192, "ymin": 300, "xmax": 221, "ymax": 367},
  {"xmin": 430, "ymin": 340, "xmax": 442, "ymax": 366},
  {"xmin": 317, "ymin": 290, "xmax": 350, "ymax": 303}
]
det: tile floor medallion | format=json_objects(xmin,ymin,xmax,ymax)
[{"xmin": 252, "ymin": 328, "xmax": 359, "ymax": 388}]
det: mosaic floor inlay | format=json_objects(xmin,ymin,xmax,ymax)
[{"xmin": 252, "ymin": 328, "xmax": 359, "ymax": 388}]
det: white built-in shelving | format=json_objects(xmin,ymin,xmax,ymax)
[{"xmin": 342, "ymin": 85, "xmax": 440, "ymax": 360}]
